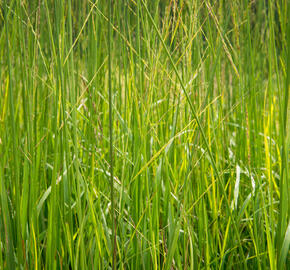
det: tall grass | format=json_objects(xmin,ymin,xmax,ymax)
[{"xmin": 0, "ymin": 0, "xmax": 289, "ymax": 269}]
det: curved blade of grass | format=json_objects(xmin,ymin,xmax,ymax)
[{"xmin": 278, "ymin": 221, "xmax": 290, "ymax": 267}]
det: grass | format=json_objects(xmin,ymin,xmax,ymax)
[{"xmin": 0, "ymin": 0, "xmax": 289, "ymax": 269}]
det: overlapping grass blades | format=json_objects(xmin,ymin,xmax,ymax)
[{"xmin": 0, "ymin": 0, "xmax": 289, "ymax": 269}]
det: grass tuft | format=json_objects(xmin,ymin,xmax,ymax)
[{"xmin": 0, "ymin": 0, "xmax": 289, "ymax": 269}]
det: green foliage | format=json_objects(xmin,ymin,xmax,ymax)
[{"xmin": 0, "ymin": 0, "xmax": 289, "ymax": 269}]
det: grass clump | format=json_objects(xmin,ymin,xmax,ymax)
[{"xmin": 0, "ymin": 0, "xmax": 289, "ymax": 269}]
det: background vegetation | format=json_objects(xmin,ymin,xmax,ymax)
[{"xmin": 0, "ymin": 0, "xmax": 289, "ymax": 269}]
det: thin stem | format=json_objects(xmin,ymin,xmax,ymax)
[{"xmin": 108, "ymin": 1, "xmax": 116, "ymax": 269}]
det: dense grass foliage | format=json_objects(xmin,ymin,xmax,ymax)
[{"xmin": 0, "ymin": 0, "xmax": 289, "ymax": 269}]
